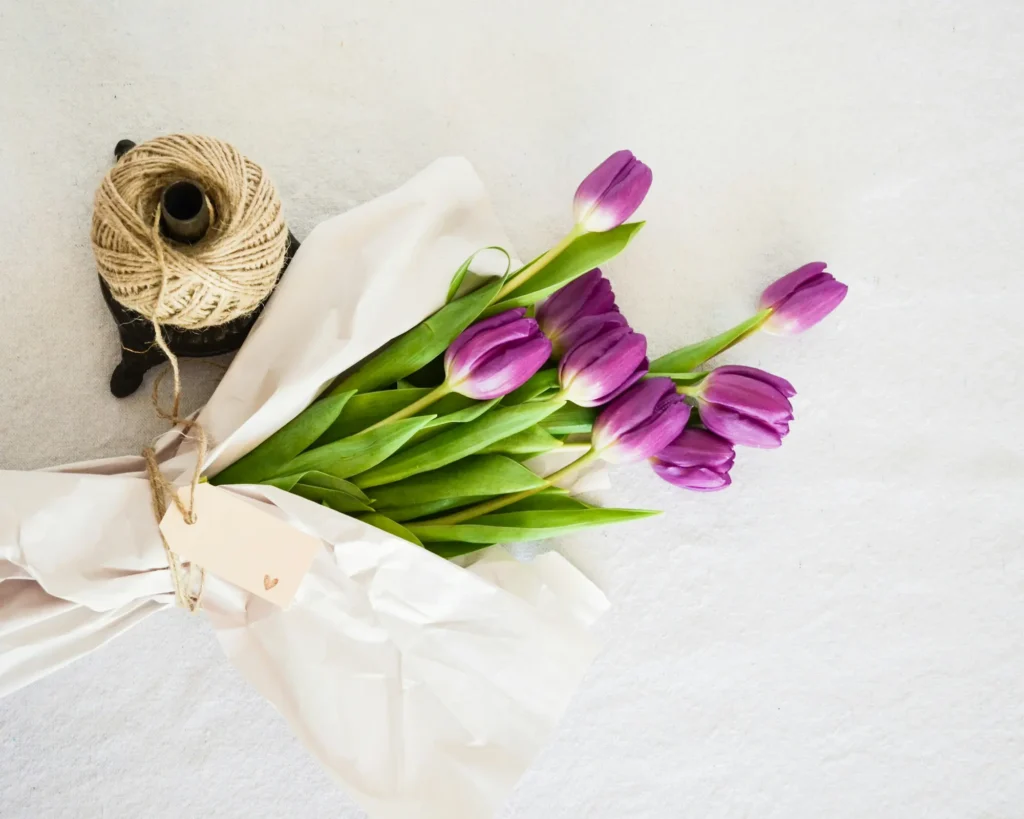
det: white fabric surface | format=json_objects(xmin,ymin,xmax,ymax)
[{"xmin": 1, "ymin": 1, "xmax": 1022, "ymax": 818}]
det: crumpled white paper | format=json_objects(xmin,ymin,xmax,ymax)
[{"xmin": 0, "ymin": 158, "xmax": 608, "ymax": 819}]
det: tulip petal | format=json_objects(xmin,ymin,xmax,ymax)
[
  {"xmin": 538, "ymin": 270, "xmax": 621, "ymax": 355},
  {"xmin": 591, "ymin": 377, "xmax": 689, "ymax": 461},
  {"xmin": 559, "ymin": 328, "xmax": 620, "ymax": 379},
  {"xmin": 763, "ymin": 277, "xmax": 848, "ymax": 335},
  {"xmin": 444, "ymin": 309, "xmax": 526, "ymax": 374},
  {"xmin": 583, "ymin": 166, "xmax": 654, "ymax": 232},
  {"xmin": 444, "ymin": 309, "xmax": 552, "ymax": 400},
  {"xmin": 446, "ymin": 317, "xmax": 537, "ymax": 384},
  {"xmin": 573, "ymin": 151, "xmax": 634, "ymax": 217},
  {"xmin": 455, "ymin": 335, "xmax": 553, "ymax": 399},
  {"xmin": 712, "ymin": 365, "xmax": 797, "ymax": 398},
  {"xmin": 698, "ymin": 403, "xmax": 785, "ymax": 448},
  {"xmin": 592, "ymin": 362, "xmax": 648, "ymax": 406},
  {"xmin": 602, "ymin": 396, "xmax": 690, "ymax": 463},
  {"xmin": 574, "ymin": 276, "xmax": 618, "ymax": 319},
  {"xmin": 652, "ymin": 463, "xmax": 732, "ymax": 491},
  {"xmin": 702, "ymin": 373, "xmax": 794, "ymax": 423},
  {"xmin": 555, "ymin": 311, "xmax": 628, "ymax": 356},
  {"xmin": 655, "ymin": 428, "xmax": 735, "ymax": 468},
  {"xmin": 758, "ymin": 262, "xmax": 828, "ymax": 310},
  {"xmin": 561, "ymin": 331, "xmax": 648, "ymax": 407},
  {"xmin": 592, "ymin": 377, "xmax": 674, "ymax": 446}
]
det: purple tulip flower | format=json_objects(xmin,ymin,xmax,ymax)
[
  {"xmin": 651, "ymin": 428, "xmax": 736, "ymax": 491},
  {"xmin": 759, "ymin": 262, "xmax": 848, "ymax": 335},
  {"xmin": 537, "ymin": 268, "xmax": 622, "ymax": 355},
  {"xmin": 558, "ymin": 324, "xmax": 649, "ymax": 407},
  {"xmin": 694, "ymin": 365, "xmax": 796, "ymax": 449},
  {"xmin": 573, "ymin": 150, "xmax": 653, "ymax": 232},
  {"xmin": 591, "ymin": 377, "xmax": 691, "ymax": 463},
  {"xmin": 444, "ymin": 309, "xmax": 552, "ymax": 399}
]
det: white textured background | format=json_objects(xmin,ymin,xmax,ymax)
[{"xmin": 1, "ymin": 1, "xmax": 1022, "ymax": 817}]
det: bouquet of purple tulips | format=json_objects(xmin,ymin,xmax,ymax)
[{"xmin": 211, "ymin": 151, "xmax": 847, "ymax": 557}]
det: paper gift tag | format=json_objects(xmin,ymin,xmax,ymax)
[{"xmin": 160, "ymin": 483, "xmax": 322, "ymax": 608}]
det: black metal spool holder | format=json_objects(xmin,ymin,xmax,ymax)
[{"xmin": 100, "ymin": 139, "xmax": 300, "ymax": 397}]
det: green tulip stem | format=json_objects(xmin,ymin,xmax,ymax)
[
  {"xmin": 711, "ymin": 308, "xmax": 773, "ymax": 354},
  {"xmin": 364, "ymin": 383, "xmax": 452, "ymax": 432},
  {"xmin": 495, "ymin": 225, "xmax": 586, "ymax": 302},
  {"xmin": 648, "ymin": 309, "xmax": 773, "ymax": 375},
  {"xmin": 423, "ymin": 447, "xmax": 600, "ymax": 525}
]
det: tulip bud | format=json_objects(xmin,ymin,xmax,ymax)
[
  {"xmin": 537, "ymin": 268, "xmax": 621, "ymax": 355},
  {"xmin": 573, "ymin": 150, "xmax": 653, "ymax": 232},
  {"xmin": 694, "ymin": 365, "xmax": 796, "ymax": 449},
  {"xmin": 651, "ymin": 428, "xmax": 735, "ymax": 491},
  {"xmin": 559, "ymin": 311, "xmax": 630, "ymax": 356},
  {"xmin": 444, "ymin": 309, "xmax": 552, "ymax": 400},
  {"xmin": 591, "ymin": 377, "xmax": 691, "ymax": 463},
  {"xmin": 759, "ymin": 262, "xmax": 848, "ymax": 335},
  {"xmin": 558, "ymin": 324, "xmax": 648, "ymax": 407}
]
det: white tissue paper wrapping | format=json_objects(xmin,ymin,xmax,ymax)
[{"xmin": 0, "ymin": 158, "xmax": 609, "ymax": 819}]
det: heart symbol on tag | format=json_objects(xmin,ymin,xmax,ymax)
[{"xmin": 263, "ymin": 574, "xmax": 279, "ymax": 591}]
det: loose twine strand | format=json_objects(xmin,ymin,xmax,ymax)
[
  {"xmin": 92, "ymin": 134, "xmax": 289, "ymax": 612},
  {"xmin": 143, "ymin": 204, "xmax": 210, "ymax": 613}
]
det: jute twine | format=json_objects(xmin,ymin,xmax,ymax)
[
  {"xmin": 91, "ymin": 134, "xmax": 290, "ymax": 612},
  {"xmin": 92, "ymin": 133, "xmax": 288, "ymax": 329}
]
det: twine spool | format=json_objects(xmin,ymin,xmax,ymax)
[{"xmin": 91, "ymin": 133, "xmax": 289, "ymax": 329}]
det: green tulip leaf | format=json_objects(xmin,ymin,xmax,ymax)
[
  {"xmin": 353, "ymin": 398, "xmax": 565, "ymax": 488},
  {"xmin": 404, "ymin": 399, "xmax": 502, "ymax": 448},
  {"xmin": 297, "ymin": 471, "xmax": 372, "ymax": 500},
  {"xmin": 650, "ymin": 310, "xmax": 770, "ymax": 374},
  {"xmin": 263, "ymin": 472, "xmax": 306, "ymax": 492},
  {"xmin": 540, "ymin": 404, "xmax": 598, "ymax": 435},
  {"xmin": 319, "ymin": 389, "xmax": 428, "ymax": 441},
  {"xmin": 295, "ymin": 485, "xmax": 375, "ymax": 514},
  {"xmin": 498, "ymin": 493, "xmax": 590, "ymax": 513},
  {"xmin": 317, "ymin": 389, "xmax": 478, "ymax": 443},
  {"xmin": 408, "ymin": 506, "xmax": 660, "ymax": 544},
  {"xmin": 502, "ymin": 369, "xmax": 560, "ymax": 405},
  {"xmin": 382, "ymin": 496, "xmax": 491, "ymax": 523},
  {"xmin": 329, "ymin": 278, "xmax": 502, "ymax": 394},
  {"xmin": 372, "ymin": 455, "xmax": 547, "ymax": 509},
  {"xmin": 264, "ymin": 470, "xmax": 371, "ymax": 501},
  {"xmin": 446, "ymin": 247, "xmax": 512, "ymax": 303},
  {"xmin": 487, "ymin": 222, "xmax": 644, "ymax": 311},
  {"xmin": 424, "ymin": 398, "xmax": 499, "ymax": 428},
  {"xmin": 212, "ymin": 390, "xmax": 356, "ymax": 486},
  {"xmin": 479, "ymin": 426, "xmax": 563, "ymax": 456},
  {"xmin": 275, "ymin": 415, "xmax": 435, "ymax": 480},
  {"xmin": 359, "ymin": 513, "xmax": 425, "ymax": 547},
  {"xmin": 425, "ymin": 541, "xmax": 488, "ymax": 560}
]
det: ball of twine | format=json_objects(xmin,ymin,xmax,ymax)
[{"xmin": 91, "ymin": 134, "xmax": 289, "ymax": 330}]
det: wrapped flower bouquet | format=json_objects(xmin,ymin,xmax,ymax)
[{"xmin": 0, "ymin": 151, "xmax": 845, "ymax": 819}]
